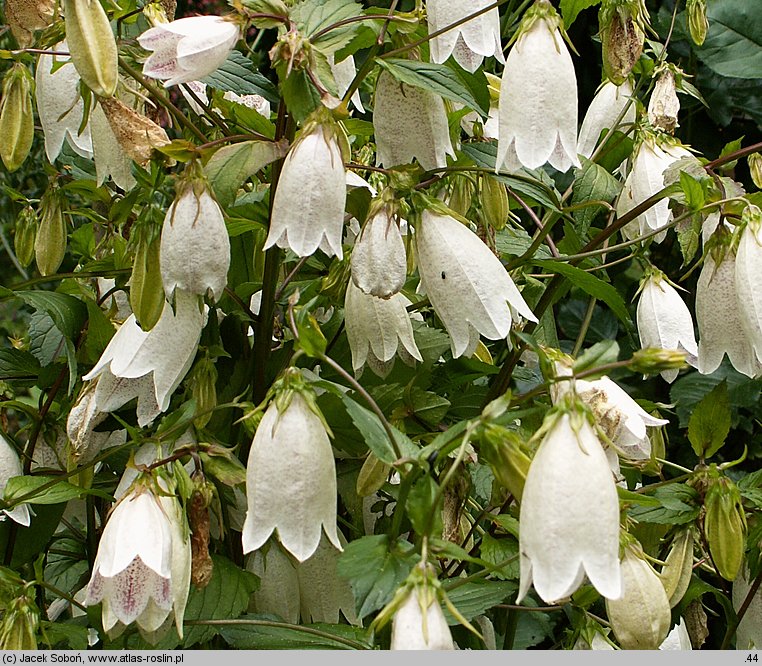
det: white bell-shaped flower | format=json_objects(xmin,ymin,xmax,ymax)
[
  {"xmin": 83, "ymin": 290, "xmax": 207, "ymax": 426},
  {"xmin": 426, "ymin": 0, "xmax": 504, "ymax": 73},
  {"xmin": 496, "ymin": 7, "xmax": 579, "ymax": 173},
  {"xmin": 265, "ymin": 121, "xmax": 346, "ymax": 259},
  {"xmin": 0, "ymin": 433, "xmax": 31, "ymax": 526},
  {"xmin": 616, "ymin": 137, "xmax": 692, "ymax": 243},
  {"xmin": 351, "ymin": 207, "xmax": 407, "ymax": 298},
  {"xmin": 160, "ymin": 180, "xmax": 230, "ymax": 302},
  {"xmin": 90, "ymin": 103, "xmax": 136, "ymax": 191},
  {"xmin": 344, "ymin": 281, "xmax": 422, "ymax": 377},
  {"xmin": 390, "ymin": 582, "xmax": 454, "ymax": 650},
  {"xmin": 574, "ymin": 376, "xmax": 668, "ymax": 460},
  {"xmin": 138, "ymin": 16, "xmax": 239, "ymax": 87},
  {"xmin": 329, "ymin": 54, "xmax": 364, "ymax": 112},
  {"xmin": 84, "ymin": 482, "xmax": 191, "ymax": 638},
  {"xmin": 519, "ymin": 409, "xmax": 622, "ymax": 604},
  {"xmin": 242, "ymin": 391, "xmax": 341, "ymax": 562},
  {"xmin": 373, "ymin": 70, "xmax": 455, "ymax": 171},
  {"xmin": 696, "ymin": 246, "xmax": 761, "ymax": 378},
  {"xmin": 733, "ymin": 565, "xmax": 762, "ymax": 649},
  {"xmin": 605, "ymin": 544, "xmax": 671, "ymax": 650},
  {"xmin": 35, "ymin": 41, "xmax": 93, "ymax": 162},
  {"xmin": 416, "ymin": 208, "xmax": 537, "ymax": 358},
  {"xmin": 577, "ymin": 79, "xmax": 636, "ymax": 159},
  {"xmin": 636, "ymin": 271, "xmax": 698, "ymax": 382},
  {"xmin": 734, "ymin": 206, "xmax": 762, "ymax": 363}
]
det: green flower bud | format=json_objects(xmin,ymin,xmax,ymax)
[
  {"xmin": 189, "ymin": 356, "xmax": 218, "ymax": 429},
  {"xmin": 659, "ymin": 528, "xmax": 694, "ymax": 608},
  {"xmin": 748, "ymin": 153, "xmax": 762, "ymax": 190},
  {"xmin": 14, "ymin": 205, "xmax": 37, "ymax": 267},
  {"xmin": 320, "ymin": 254, "xmax": 351, "ymax": 303},
  {"xmin": 35, "ymin": 186, "xmax": 67, "ymax": 276},
  {"xmin": 447, "ymin": 175, "xmax": 474, "ymax": 217},
  {"xmin": 629, "ymin": 347, "xmax": 688, "ymax": 376},
  {"xmin": 356, "ymin": 451, "xmax": 390, "ymax": 497},
  {"xmin": 479, "ymin": 174, "xmax": 510, "ymax": 231},
  {"xmin": 63, "ymin": 0, "xmax": 119, "ymax": 97},
  {"xmin": 599, "ymin": 0, "xmax": 647, "ymax": 86},
  {"xmin": 0, "ymin": 593, "xmax": 39, "ymax": 650},
  {"xmin": 703, "ymin": 474, "xmax": 747, "ymax": 581},
  {"xmin": 0, "ymin": 64, "xmax": 34, "ymax": 173},
  {"xmin": 129, "ymin": 230, "xmax": 165, "ymax": 331},
  {"xmin": 686, "ymin": 0, "xmax": 708, "ymax": 46},
  {"xmin": 479, "ymin": 424, "xmax": 531, "ymax": 501}
]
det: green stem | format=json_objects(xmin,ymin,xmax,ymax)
[{"xmin": 572, "ymin": 296, "xmax": 597, "ymax": 357}]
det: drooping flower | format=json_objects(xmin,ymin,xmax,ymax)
[
  {"xmin": 574, "ymin": 376, "xmax": 668, "ymax": 460},
  {"xmin": 415, "ymin": 208, "xmax": 537, "ymax": 358},
  {"xmin": 84, "ymin": 481, "xmax": 191, "ymax": 639},
  {"xmin": 696, "ymin": 242, "xmax": 761, "ymax": 378},
  {"xmin": 344, "ymin": 281, "xmax": 422, "ymax": 377},
  {"xmin": 160, "ymin": 177, "xmax": 230, "ymax": 301},
  {"xmin": 265, "ymin": 117, "xmax": 346, "ymax": 259},
  {"xmin": 605, "ymin": 543, "xmax": 671, "ymax": 649},
  {"xmin": 426, "ymin": 0, "xmax": 504, "ymax": 73},
  {"xmin": 373, "ymin": 69, "xmax": 455, "ymax": 171},
  {"xmin": 350, "ymin": 204, "xmax": 407, "ymax": 298},
  {"xmin": 734, "ymin": 205, "xmax": 762, "ymax": 363},
  {"xmin": 616, "ymin": 136, "xmax": 692, "ymax": 243},
  {"xmin": 496, "ymin": 2, "xmax": 579, "ymax": 173},
  {"xmin": 138, "ymin": 16, "xmax": 240, "ymax": 87},
  {"xmin": 35, "ymin": 42, "xmax": 93, "ymax": 163},
  {"xmin": 518, "ymin": 407, "xmax": 622, "ymax": 604},
  {"xmin": 82, "ymin": 290, "xmax": 207, "ymax": 426},
  {"xmin": 242, "ymin": 387, "xmax": 341, "ymax": 562},
  {"xmin": 328, "ymin": 54, "xmax": 364, "ymax": 112},
  {"xmin": 0, "ymin": 433, "xmax": 31, "ymax": 526},
  {"xmin": 647, "ymin": 67, "xmax": 680, "ymax": 133},
  {"xmin": 577, "ymin": 79, "xmax": 636, "ymax": 159},
  {"xmin": 636, "ymin": 270, "xmax": 698, "ymax": 382}
]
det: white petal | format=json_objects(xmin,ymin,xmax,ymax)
[
  {"xmin": 0, "ymin": 434, "xmax": 31, "ymax": 526},
  {"xmin": 350, "ymin": 209, "xmax": 406, "ymax": 298},
  {"xmin": 735, "ymin": 221, "xmax": 762, "ymax": 359},
  {"xmin": 578, "ymin": 80, "xmax": 636, "ymax": 159},
  {"xmin": 390, "ymin": 590, "xmax": 454, "ymax": 650}
]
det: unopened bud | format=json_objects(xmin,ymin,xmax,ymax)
[
  {"xmin": 35, "ymin": 187, "xmax": 67, "ymax": 276},
  {"xmin": 479, "ymin": 174, "xmax": 510, "ymax": 231},
  {"xmin": 189, "ymin": 356, "xmax": 218, "ymax": 428},
  {"xmin": 599, "ymin": 0, "xmax": 646, "ymax": 85},
  {"xmin": 14, "ymin": 205, "xmax": 37, "ymax": 267},
  {"xmin": 0, "ymin": 593, "xmax": 39, "ymax": 650},
  {"xmin": 748, "ymin": 153, "xmax": 762, "ymax": 190},
  {"xmin": 629, "ymin": 347, "xmax": 688, "ymax": 376},
  {"xmin": 189, "ymin": 474, "xmax": 214, "ymax": 588},
  {"xmin": 63, "ymin": 0, "xmax": 119, "ymax": 97},
  {"xmin": 704, "ymin": 474, "xmax": 746, "ymax": 581},
  {"xmin": 659, "ymin": 528, "xmax": 694, "ymax": 607},
  {"xmin": 129, "ymin": 230, "xmax": 164, "ymax": 331},
  {"xmin": 687, "ymin": 0, "xmax": 708, "ymax": 46},
  {"xmin": 320, "ymin": 254, "xmax": 351, "ymax": 302},
  {"xmin": 99, "ymin": 96, "xmax": 170, "ymax": 167},
  {"xmin": 0, "ymin": 64, "xmax": 34, "ymax": 172},
  {"xmin": 448, "ymin": 176, "xmax": 474, "ymax": 217},
  {"xmin": 647, "ymin": 69, "xmax": 680, "ymax": 133},
  {"xmin": 479, "ymin": 424, "xmax": 530, "ymax": 501}
]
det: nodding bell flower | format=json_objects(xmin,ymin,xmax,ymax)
[
  {"xmin": 577, "ymin": 79, "xmax": 636, "ymax": 159},
  {"xmin": 734, "ymin": 205, "xmax": 762, "ymax": 363},
  {"xmin": 84, "ymin": 478, "xmax": 191, "ymax": 640},
  {"xmin": 0, "ymin": 433, "xmax": 31, "ymax": 526},
  {"xmin": 265, "ymin": 114, "xmax": 347, "ymax": 259},
  {"xmin": 616, "ymin": 135, "xmax": 692, "ymax": 243},
  {"xmin": 138, "ymin": 16, "xmax": 240, "ymax": 87},
  {"xmin": 426, "ymin": 0, "xmax": 504, "ymax": 73},
  {"xmin": 373, "ymin": 69, "xmax": 455, "ymax": 171},
  {"xmin": 574, "ymin": 376, "xmax": 669, "ymax": 460},
  {"xmin": 82, "ymin": 290, "xmax": 207, "ymax": 426},
  {"xmin": 605, "ymin": 543, "xmax": 671, "ymax": 650},
  {"xmin": 497, "ymin": 1, "xmax": 579, "ymax": 173},
  {"xmin": 160, "ymin": 173, "xmax": 230, "ymax": 302},
  {"xmin": 518, "ymin": 405, "xmax": 622, "ymax": 604},
  {"xmin": 415, "ymin": 206, "xmax": 537, "ymax": 358},
  {"xmin": 350, "ymin": 200, "xmax": 407, "ymax": 298},
  {"xmin": 35, "ymin": 42, "xmax": 93, "ymax": 163},
  {"xmin": 647, "ymin": 67, "xmax": 680, "ymax": 134},
  {"xmin": 242, "ymin": 379, "xmax": 341, "ymax": 562},
  {"xmin": 328, "ymin": 54, "xmax": 363, "ymax": 112},
  {"xmin": 344, "ymin": 281, "xmax": 422, "ymax": 377},
  {"xmin": 636, "ymin": 269, "xmax": 698, "ymax": 382},
  {"xmin": 696, "ymin": 236, "xmax": 762, "ymax": 378}
]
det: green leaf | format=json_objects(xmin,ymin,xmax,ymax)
[
  {"xmin": 83, "ymin": 298, "xmax": 115, "ymax": 364},
  {"xmin": 535, "ymin": 259, "xmax": 631, "ymax": 325},
  {"xmin": 560, "ymin": 0, "xmax": 601, "ymax": 28},
  {"xmin": 679, "ymin": 171, "xmax": 707, "ymax": 211},
  {"xmin": 572, "ymin": 340, "xmax": 620, "ymax": 374},
  {"xmin": 377, "ymin": 58, "xmax": 490, "ymax": 117},
  {"xmin": 15, "ymin": 291, "xmax": 87, "ymax": 340},
  {"xmin": 407, "ymin": 387, "xmax": 450, "ymax": 426},
  {"xmin": 339, "ymin": 394, "xmax": 418, "ymax": 464},
  {"xmin": 441, "ymin": 580, "xmax": 517, "ymax": 625},
  {"xmin": 281, "ymin": 69, "xmax": 321, "ymax": 124},
  {"xmin": 0, "ymin": 348, "xmax": 40, "ymax": 382},
  {"xmin": 676, "ymin": 212, "xmax": 702, "ymax": 266},
  {"xmin": 687, "ymin": 380, "xmax": 731, "ymax": 459},
  {"xmin": 205, "ymin": 140, "xmax": 288, "ymax": 207},
  {"xmin": 406, "ymin": 475, "xmax": 441, "ymax": 536},
  {"xmin": 696, "ymin": 1, "xmax": 762, "ymax": 79},
  {"xmin": 292, "ymin": 0, "xmax": 363, "ymax": 52},
  {"xmin": 202, "ymin": 51, "xmax": 280, "ymax": 103},
  {"xmin": 479, "ymin": 533, "xmax": 519, "ymax": 581},
  {"xmin": 2, "ymin": 476, "xmax": 110, "ymax": 506},
  {"xmin": 336, "ymin": 535, "xmax": 417, "ymax": 618},
  {"xmin": 219, "ymin": 617, "xmax": 372, "ymax": 649},
  {"xmin": 571, "ymin": 158, "xmax": 621, "ymax": 235},
  {"xmin": 628, "ymin": 484, "xmax": 701, "ymax": 525}
]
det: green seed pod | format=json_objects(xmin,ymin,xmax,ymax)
[
  {"xmin": 749, "ymin": 153, "xmax": 762, "ymax": 190},
  {"xmin": 599, "ymin": 0, "xmax": 646, "ymax": 86},
  {"xmin": 14, "ymin": 205, "xmax": 37, "ymax": 267},
  {"xmin": 0, "ymin": 64, "xmax": 34, "ymax": 173},
  {"xmin": 687, "ymin": 0, "xmax": 708, "ymax": 46},
  {"xmin": 659, "ymin": 528, "xmax": 694, "ymax": 608},
  {"xmin": 189, "ymin": 356, "xmax": 218, "ymax": 429},
  {"xmin": 0, "ymin": 594, "xmax": 39, "ymax": 650},
  {"xmin": 479, "ymin": 174, "xmax": 510, "ymax": 231},
  {"xmin": 35, "ymin": 187, "xmax": 67, "ymax": 277},
  {"xmin": 448, "ymin": 176, "xmax": 474, "ymax": 217},
  {"xmin": 703, "ymin": 475, "xmax": 747, "ymax": 581},
  {"xmin": 63, "ymin": 0, "xmax": 118, "ymax": 97},
  {"xmin": 129, "ymin": 231, "xmax": 165, "ymax": 331},
  {"xmin": 479, "ymin": 424, "xmax": 531, "ymax": 502}
]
